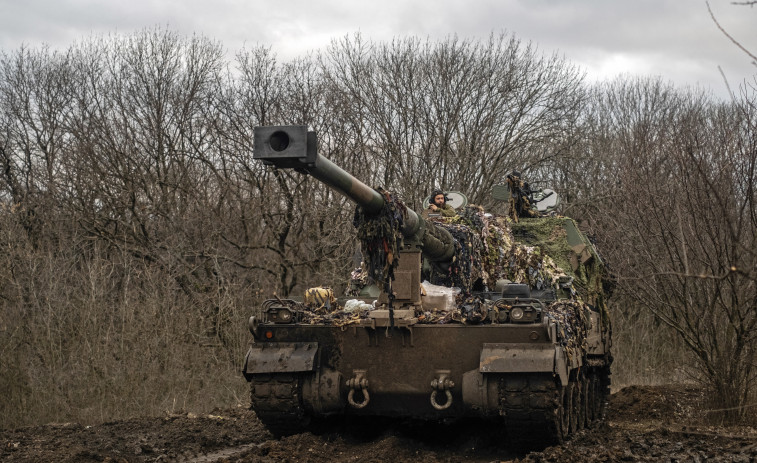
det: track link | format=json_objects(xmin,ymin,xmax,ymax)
[
  {"xmin": 249, "ymin": 373, "xmax": 310, "ymax": 437},
  {"xmin": 499, "ymin": 373, "xmax": 565, "ymax": 447},
  {"xmin": 497, "ymin": 367, "xmax": 610, "ymax": 448}
]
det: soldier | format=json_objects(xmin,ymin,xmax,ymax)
[
  {"xmin": 424, "ymin": 189, "xmax": 457, "ymax": 218},
  {"xmin": 507, "ymin": 171, "xmax": 539, "ymax": 222}
]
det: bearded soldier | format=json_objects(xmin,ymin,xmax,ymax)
[{"xmin": 424, "ymin": 189, "xmax": 457, "ymax": 218}]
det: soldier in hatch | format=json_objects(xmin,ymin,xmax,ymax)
[
  {"xmin": 424, "ymin": 189, "xmax": 457, "ymax": 218},
  {"xmin": 506, "ymin": 171, "xmax": 539, "ymax": 222}
]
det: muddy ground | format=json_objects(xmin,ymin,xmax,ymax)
[{"xmin": 2, "ymin": 385, "xmax": 756, "ymax": 462}]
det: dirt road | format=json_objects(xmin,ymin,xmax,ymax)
[{"xmin": 2, "ymin": 385, "xmax": 755, "ymax": 462}]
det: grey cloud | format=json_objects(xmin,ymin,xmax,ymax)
[{"xmin": 0, "ymin": 0, "xmax": 753, "ymax": 99}]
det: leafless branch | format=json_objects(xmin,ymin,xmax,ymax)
[{"xmin": 707, "ymin": 1, "xmax": 757, "ymax": 66}]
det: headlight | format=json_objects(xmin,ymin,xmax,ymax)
[
  {"xmin": 265, "ymin": 306, "xmax": 297, "ymax": 324},
  {"xmin": 277, "ymin": 308, "xmax": 293, "ymax": 323},
  {"xmin": 510, "ymin": 307, "xmax": 524, "ymax": 321}
]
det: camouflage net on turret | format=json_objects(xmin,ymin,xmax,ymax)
[
  {"xmin": 506, "ymin": 245, "xmax": 567, "ymax": 292},
  {"xmin": 352, "ymin": 188, "xmax": 406, "ymax": 288},
  {"xmin": 427, "ymin": 205, "xmax": 568, "ymax": 294},
  {"xmin": 348, "ymin": 201, "xmax": 575, "ymax": 297},
  {"xmin": 296, "ymin": 196, "xmax": 605, "ymax": 354}
]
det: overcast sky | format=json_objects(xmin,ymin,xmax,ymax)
[{"xmin": 1, "ymin": 0, "xmax": 754, "ymax": 99}]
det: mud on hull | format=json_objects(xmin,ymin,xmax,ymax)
[{"xmin": 243, "ymin": 323, "xmax": 610, "ymax": 444}]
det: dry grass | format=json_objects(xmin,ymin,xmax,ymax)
[
  {"xmin": 0, "ymin": 241, "xmax": 252, "ymax": 429},
  {"xmin": 0, "ymin": 246, "xmax": 697, "ymax": 429},
  {"xmin": 610, "ymin": 296, "xmax": 693, "ymax": 389}
]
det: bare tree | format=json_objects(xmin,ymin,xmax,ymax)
[
  {"xmin": 0, "ymin": 30, "xmax": 256, "ymax": 427},
  {"xmin": 574, "ymin": 77, "xmax": 757, "ymax": 422},
  {"xmin": 320, "ymin": 32, "xmax": 585, "ymax": 209},
  {"xmin": 707, "ymin": 1, "xmax": 757, "ymax": 68}
]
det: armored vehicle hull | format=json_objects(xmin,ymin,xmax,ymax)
[
  {"xmin": 244, "ymin": 311, "xmax": 610, "ymax": 444},
  {"xmin": 243, "ymin": 126, "xmax": 612, "ymax": 446}
]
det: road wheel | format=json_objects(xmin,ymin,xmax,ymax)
[
  {"xmin": 561, "ymin": 381, "xmax": 572, "ymax": 438},
  {"xmin": 569, "ymin": 380, "xmax": 580, "ymax": 434},
  {"xmin": 578, "ymin": 375, "xmax": 588, "ymax": 430},
  {"xmin": 586, "ymin": 374, "xmax": 597, "ymax": 424}
]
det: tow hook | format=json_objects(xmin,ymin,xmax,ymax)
[
  {"xmin": 430, "ymin": 370, "xmax": 454, "ymax": 410},
  {"xmin": 346, "ymin": 370, "xmax": 370, "ymax": 409}
]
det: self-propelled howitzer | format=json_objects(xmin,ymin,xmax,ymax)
[{"xmin": 243, "ymin": 125, "xmax": 612, "ymax": 448}]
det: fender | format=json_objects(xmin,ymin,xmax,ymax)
[
  {"xmin": 478, "ymin": 342, "xmax": 570, "ymax": 386},
  {"xmin": 242, "ymin": 342, "xmax": 318, "ymax": 379}
]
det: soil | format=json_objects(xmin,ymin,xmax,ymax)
[{"xmin": 2, "ymin": 385, "xmax": 755, "ymax": 463}]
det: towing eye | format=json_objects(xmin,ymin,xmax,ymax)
[
  {"xmin": 346, "ymin": 370, "xmax": 370, "ymax": 409},
  {"xmin": 430, "ymin": 371, "xmax": 454, "ymax": 410}
]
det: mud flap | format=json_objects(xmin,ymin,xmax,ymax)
[
  {"xmin": 478, "ymin": 343, "xmax": 569, "ymax": 386},
  {"xmin": 243, "ymin": 342, "xmax": 318, "ymax": 378},
  {"xmin": 554, "ymin": 346, "xmax": 569, "ymax": 386}
]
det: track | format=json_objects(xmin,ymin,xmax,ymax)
[
  {"xmin": 497, "ymin": 367, "xmax": 610, "ymax": 447},
  {"xmin": 248, "ymin": 366, "xmax": 611, "ymax": 448},
  {"xmin": 249, "ymin": 373, "xmax": 310, "ymax": 437}
]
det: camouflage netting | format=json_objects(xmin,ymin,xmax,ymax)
[
  {"xmin": 429, "ymin": 216, "xmax": 485, "ymax": 290},
  {"xmin": 265, "ymin": 298, "xmax": 374, "ymax": 328},
  {"xmin": 352, "ymin": 188, "xmax": 406, "ymax": 289},
  {"xmin": 351, "ymin": 199, "xmax": 576, "ymax": 298},
  {"xmin": 300, "ymin": 304, "xmax": 374, "ymax": 327},
  {"xmin": 425, "ymin": 206, "xmax": 498, "ymax": 290},
  {"xmin": 292, "ymin": 196, "xmax": 607, "ymax": 352},
  {"xmin": 509, "ymin": 217, "xmax": 611, "ymax": 324},
  {"xmin": 427, "ymin": 205, "xmax": 569, "ymax": 294},
  {"xmin": 292, "ymin": 293, "xmax": 594, "ymax": 357},
  {"xmin": 290, "ymin": 298, "xmax": 593, "ymax": 367},
  {"xmin": 544, "ymin": 300, "xmax": 591, "ymax": 364},
  {"xmin": 346, "ymin": 267, "xmax": 371, "ymax": 297}
]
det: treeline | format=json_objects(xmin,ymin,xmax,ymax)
[{"xmin": 0, "ymin": 29, "xmax": 754, "ymax": 427}]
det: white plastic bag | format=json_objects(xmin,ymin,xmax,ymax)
[
  {"xmin": 343, "ymin": 299, "xmax": 374, "ymax": 313},
  {"xmin": 420, "ymin": 281, "xmax": 460, "ymax": 311}
]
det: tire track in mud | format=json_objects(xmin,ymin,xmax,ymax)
[
  {"xmin": 2, "ymin": 385, "xmax": 755, "ymax": 462},
  {"xmin": 186, "ymin": 442, "xmax": 268, "ymax": 462}
]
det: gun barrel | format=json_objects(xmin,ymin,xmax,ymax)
[
  {"xmin": 307, "ymin": 155, "xmax": 385, "ymax": 215},
  {"xmin": 254, "ymin": 125, "xmax": 446, "ymax": 259},
  {"xmin": 253, "ymin": 126, "xmax": 383, "ymax": 210}
]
